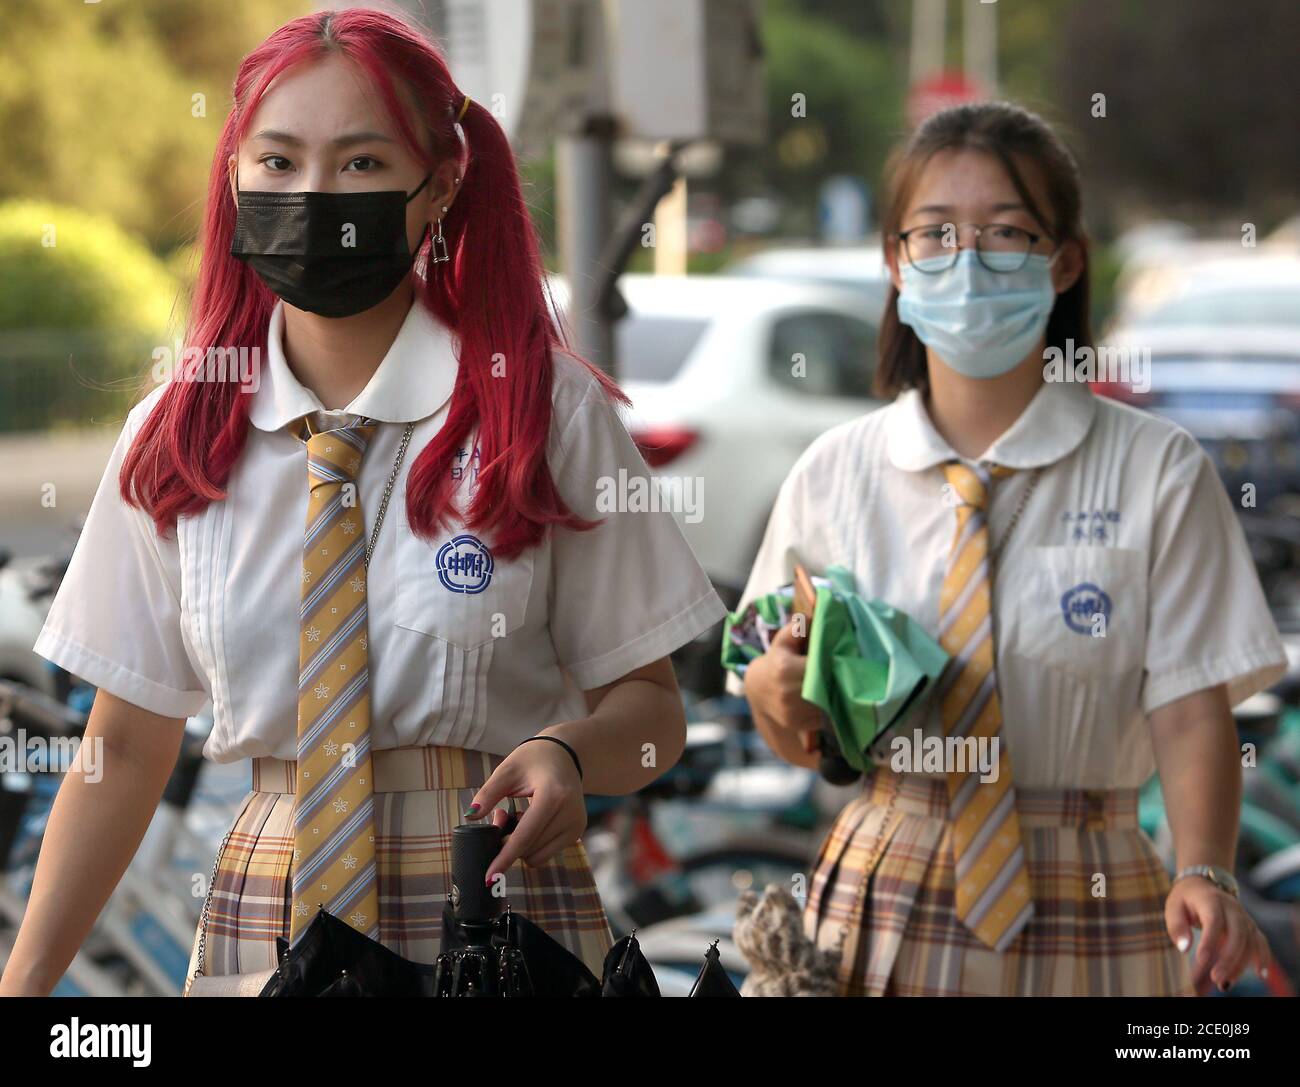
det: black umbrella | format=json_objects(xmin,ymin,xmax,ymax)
[
  {"xmin": 259, "ymin": 906, "xmax": 435, "ymax": 996},
  {"xmin": 689, "ymin": 940, "xmax": 742, "ymax": 997},
  {"xmin": 261, "ymin": 811, "xmax": 737, "ymax": 997},
  {"xmin": 434, "ymin": 817, "xmax": 740, "ymax": 997},
  {"xmin": 259, "ymin": 811, "xmax": 527, "ymax": 996},
  {"xmin": 601, "ymin": 931, "xmax": 661, "ymax": 997}
]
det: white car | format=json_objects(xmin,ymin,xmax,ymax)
[
  {"xmin": 1100, "ymin": 259, "xmax": 1300, "ymax": 464},
  {"xmin": 727, "ymin": 243, "xmax": 891, "ymax": 316},
  {"xmin": 1108, "ymin": 254, "xmax": 1300, "ymax": 333},
  {"xmin": 548, "ymin": 273, "xmax": 884, "ymax": 595}
]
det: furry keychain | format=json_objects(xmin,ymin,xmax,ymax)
[{"xmin": 733, "ymin": 884, "xmax": 840, "ymax": 997}]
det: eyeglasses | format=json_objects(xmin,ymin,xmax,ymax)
[{"xmin": 894, "ymin": 222, "xmax": 1047, "ymax": 274}]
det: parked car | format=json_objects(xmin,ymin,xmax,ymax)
[
  {"xmin": 1108, "ymin": 255, "xmax": 1300, "ymax": 333},
  {"xmin": 1098, "ymin": 263, "xmax": 1300, "ymax": 506},
  {"xmin": 726, "ymin": 243, "xmax": 891, "ymax": 319},
  {"xmin": 547, "ymin": 273, "xmax": 884, "ymax": 596}
]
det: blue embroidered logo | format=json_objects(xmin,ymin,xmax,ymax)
[
  {"xmin": 1060, "ymin": 582, "xmax": 1112, "ymax": 635},
  {"xmin": 435, "ymin": 534, "xmax": 493, "ymax": 594}
]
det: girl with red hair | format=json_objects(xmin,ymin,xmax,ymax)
[{"xmin": 2, "ymin": 8, "xmax": 723, "ymax": 994}]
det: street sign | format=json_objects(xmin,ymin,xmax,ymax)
[
  {"xmin": 438, "ymin": 0, "xmax": 766, "ymax": 154},
  {"xmin": 906, "ymin": 70, "xmax": 983, "ymax": 128},
  {"xmin": 605, "ymin": 0, "xmax": 766, "ymax": 146}
]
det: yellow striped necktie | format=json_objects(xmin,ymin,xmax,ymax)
[
  {"xmin": 290, "ymin": 419, "xmax": 380, "ymax": 946},
  {"xmin": 937, "ymin": 460, "xmax": 1034, "ymax": 952}
]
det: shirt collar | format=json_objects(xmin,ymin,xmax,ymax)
[
  {"xmin": 248, "ymin": 300, "xmax": 460, "ymax": 432},
  {"xmin": 885, "ymin": 379, "xmax": 1098, "ymax": 472}
]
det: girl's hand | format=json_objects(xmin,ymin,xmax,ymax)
[
  {"xmin": 463, "ymin": 737, "xmax": 586, "ymax": 884},
  {"xmin": 1165, "ymin": 877, "xmax": 1272, "ymax": 990},
  {"xmin": 743, "ymin": 623, "xmax": 821, "ymax": 732}
]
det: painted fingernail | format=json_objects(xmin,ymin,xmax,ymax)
[
  {"xmin": 1176, "ymin": 936, "xmax": 1190, "ymax": 952},
  {"xmin": 462, "ymin": 803, "xmax": 480, "ymax": 818}
]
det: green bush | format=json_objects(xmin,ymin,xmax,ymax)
[
  {"xmin": 0, "ymin": 200, "xmax": 178, "ymax": 431},
  {"xmin": 0, "ymin": 199, "xmax": 177, "ymax": 334}
]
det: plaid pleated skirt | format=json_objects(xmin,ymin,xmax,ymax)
[
  {"xmin": 805, "ymin": 769, "xmax": 1194, "ymax": 996},
  {"xmin": 185, "ymin": 746, "xmax": 613, "ymax": 982}
]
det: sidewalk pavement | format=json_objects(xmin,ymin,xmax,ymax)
[{"xmin": 0, "ymin": 428, "xmax": 118, "ymax": 558}]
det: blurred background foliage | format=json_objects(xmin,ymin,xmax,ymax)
[
  {"xmin": 1057, "ymin": 0, "xmax": 1300, "ymax": 226},
  {"xmin": 0, "ymin": 0, "xmax": 305, "ymax": 248},
  {"xmin": 0, "ymin": 0, "xmax": 302, "ymax": 427},
  {"xmin": 740, "ymin": 0, "xmax": 903, "ymax": 235},
  {"xmin": 0, "ymin": 202, "xmax": 175, "ymax": 335},
  {"xmin": 0, "ymin": 200, "xmax": 178, "ymax": 430},
  {"xmin": 0, "ymin": 0, "xmax": 1296, "ymax": 430}
]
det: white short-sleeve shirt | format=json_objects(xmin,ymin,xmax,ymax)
[
  {"xmin": 729, "ymin": 378, "xmax": 1287, "ymax": 789},
  {"xmin": 35, "ymin": 300, "xmax": 726, "ymax": 762}
]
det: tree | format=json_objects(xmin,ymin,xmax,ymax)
[
  {"xmin": 1055, "ymin": 0, "xmax": 1300, "ymax": 226},
  {"xmin": 0, "ymin": 0, "xmax": 305, "ymax": 250},
  {"xmin": 732, "ymin": 0, "xmax": 905, "ymax": 236}
]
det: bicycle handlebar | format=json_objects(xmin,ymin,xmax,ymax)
[{"xmin": 0, "ymin": 678, "xmax": 88, "ymax": 738}]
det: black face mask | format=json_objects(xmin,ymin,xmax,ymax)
[{"xmin": 230, "ymin": 174, "xmax": 431, "ymax": 318}]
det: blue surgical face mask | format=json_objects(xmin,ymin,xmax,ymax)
[{"xmin": 897, "ymin": 249, "xmax": 1058, "ymax": 379}]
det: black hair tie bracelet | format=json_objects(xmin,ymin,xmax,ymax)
[{"xmin": 516, "ymin": 735, "xmax": 583, "ymax": 783}]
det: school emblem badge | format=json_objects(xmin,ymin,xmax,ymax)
[
  {"xmin": 1060, "ymin": 581, "xmax": 1112, "ymax": 635},
  {"xmin": 435, "ymin": 533, "xmax": 494, "ymax": 594}
]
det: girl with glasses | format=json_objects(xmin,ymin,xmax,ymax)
[{"xmin": 736, "ymin": 102, "xmax": 1283, "ymax": 996}]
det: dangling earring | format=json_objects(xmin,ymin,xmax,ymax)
[{"xmin": 431, "ymin": 205, "xmax": 451, "ymax": 265}]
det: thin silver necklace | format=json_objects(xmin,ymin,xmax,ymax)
[{"xmin": 987, "ymin": 464, "xmax": 1042, "ymax": 568}]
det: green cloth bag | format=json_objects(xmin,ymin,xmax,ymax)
[{"xmin": 722, "ymin": 566, "xmax": 949, "ymax": 771}]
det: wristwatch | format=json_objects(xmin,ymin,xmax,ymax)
[{"xmin": 1173, "ymin": 864, "xmax": 1239, "ymax": 898}]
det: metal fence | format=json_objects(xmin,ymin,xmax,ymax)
[{"xmin": 0, "ymin": 330, "xmax": 154, "ymax": 432}]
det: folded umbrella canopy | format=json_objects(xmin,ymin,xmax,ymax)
[
  {"xmin": 260, "ymin": 807, "xmax": 744, "ymax": 996},
  {"xmin": 722, "ymin": 565, "xmax": 949, "ymax": 774},
  {"xmin": 688, "ymin": 941, "xmax": 742, "ymax": 997},
  {"xmin": 431, "ymin": 819, "xmax": 739, "ymax": 997},
  {"xmin": 602, "ymin": 931, "xmax": 661, "ymax": 996}
]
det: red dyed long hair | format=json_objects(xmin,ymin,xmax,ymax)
[{"xmin": 122, "ymin": 7, "xmax": 624, "ymax": 560}]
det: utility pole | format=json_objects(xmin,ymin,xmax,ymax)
[
  {"xmin": 556, "ymin": 123, "xmax": 618, "ymax": 374},
  {"xmin": 963, "ymin": 0, "xmax": 999, "ymax": 97},
  {"xmin": 436, "ymin": 0, "xmax": 764, "ymax": 377},
  {"xmin": 910, "ymin": 0, "xmax": 947, "ymax": 86},
  {"xmin": 555, "ymin": 0, "xmax": 618, "ymax": 375}
]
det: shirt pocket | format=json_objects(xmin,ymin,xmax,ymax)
[
  {"xmin": 1002, "ymin": 545, "xmax": 1148, "ymax": 679},
  {"xmin": 393, "ymin": 521, "xmax": 534, "ymax": 651}
]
